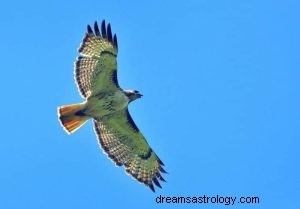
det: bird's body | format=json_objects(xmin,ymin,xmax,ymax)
[
  {"xmin": 57, "ymin": 20, "xmax": 166, "ymax": 192},
  {"xmin": 82, "ymin": 91, "xmax": 129, "ymax": 117}
]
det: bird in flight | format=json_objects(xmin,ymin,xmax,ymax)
[{"xmin": 57, "ymin": 20, "xmax": 166, "ymax": 192}]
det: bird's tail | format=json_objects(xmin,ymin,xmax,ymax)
[{"xmin": 57, "ymin": 102, "xmax": 89, "ymax": 134}]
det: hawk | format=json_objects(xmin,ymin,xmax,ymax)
[{"xmin": 57, "ymin": 20, "xmax": 166, "ymax": 192}]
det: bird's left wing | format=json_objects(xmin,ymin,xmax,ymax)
[
  {"xmin": 93, "ymin": 109, "xmax": 166, "ymax": 192},
  {"xmin": 74, "ymin": 20, "xmax": 119, "ymax": 99}
]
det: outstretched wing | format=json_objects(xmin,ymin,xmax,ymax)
[
  {"xmin": 93, "ymin": 109, "xmax": 166, "ymax": 192},
  {"xmin": 74, "ymin": 20, "xmax": 119, "ymax": 99}
]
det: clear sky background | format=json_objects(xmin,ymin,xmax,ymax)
[{"xmin": 0, "ymin": 0, "xmax": 299, "ymax": 208}]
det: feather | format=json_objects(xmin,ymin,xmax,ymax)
[
  {"xmin": 157, "ymin": 156, "xmax": 165, "ymax": 166},
  {"xmin": 159, "ymin": 166, "xmax": 167, "ymax": 173},
  {"xmin": 113, "ymin": 34, "xmax": 118, "ymax": 50},
  {"xmin": 107, "ymin": 23, "xmax": 112, "ymax": 42},
  {"xmin": 87, "ymin": 25, "xmax": 93, "ymax": 34},
  {"xmin": 152, "ymin": 177, "xmax": 162, "ymax": 188},
  {"xmin": 157, "ymin": 173, "xmax": 166, "ymax": 182},
  {"xmin": 149, "ymin": 183, "xmax": 155, "ymax": 192},
  {"xmin": 101, "ymin": 20, "xmax": 107, "ymax": 38},
  {"xmin": 94, "ymin": 21, "xmax": 100, "ymax": 36}
]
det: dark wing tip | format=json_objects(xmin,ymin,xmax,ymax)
[
  {"xmin": 152, "ymin": 177, "xmax": 162, "ymax": 189},
  {"xmin": 159, "ymin": 166, "xmax": 168, "ymax": 174},
  {"xmin": 94, "ymin": 21, "xmax": 101, "ymax": 36},
  {"xmin": 101, "ymin": 20, "xmax": 107, "ymax": 38},
  {"xmin": 90, "ymin": 20, "xmax": 117, "ymax": 50},
  {"xmin": 157, "ymin": 157, "xmax": 165, "ymax": 166},
  {"xmin": 107, "ymin": 23, "xmax": 113, "ymax": 42},
  {"xmin": 157, "ymin": 173, "xmax": 166, "ymax": 182},
  {"xmin": 149, "ymin": 183, "xmax": 155, "ymax": 192},
  {"xmin": 113, "ymin": 34, "xmax": 118, "ymax": 50},
  {"xmin": 87, "ymin": 24, "xmax": 93, "ymax": 34}
]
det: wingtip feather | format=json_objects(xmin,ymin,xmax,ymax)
[
  {"xmin": 87, "ymin": 24, "xmax": 93, "ymax": 34},
  {"xmin": 159, "ymin": 166, "xmax": 168, "ymax": 174},
  {"xmin": 149, "ymin": 184, "xmax": 155, "ymax": 192},
  {"xmin": 157, "ymin": 173, "xmax": 166, "ymax": 182},
  {"xmin": 101, "ymin": 20, "xmax": 107, "ymax": 38},
  {"xmin": 94, "ymin": 21, "xmax": 100, "ymax": 36},
  {"xmin": 152, "ymin": 177, "xmax": 162, "ymax": 189},
  {"xmin": 113, "ymin": 34, "xmax": 118, "ymax": 50},
  {"xmin": 107, "ymin": 23, "xmax": 112, "ymax": 42}
]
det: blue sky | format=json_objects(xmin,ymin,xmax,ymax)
[{"xmin": 0, "ymin": 0, "xmax": 299, "ymax": 208}]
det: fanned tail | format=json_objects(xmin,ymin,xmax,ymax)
[{"xmin": 57, "ymin": 102, "xmax": 89, "ymax": 134}]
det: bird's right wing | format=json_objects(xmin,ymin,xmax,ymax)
[
  {"xmin": 93, "ymin": 108, "xmax": 166, "ymax": 192},
  {"xmin": 74, "ymin": 20, "xmax": 119, "ymax": 99}
]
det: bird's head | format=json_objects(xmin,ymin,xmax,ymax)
[{"xmin": 124, "ymin": 90, "xmax": 143, "ymax": 102}]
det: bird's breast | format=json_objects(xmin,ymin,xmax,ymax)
[{"xmin": 85, "ymin": 91, "xmax": 128, "ymax": 117}]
